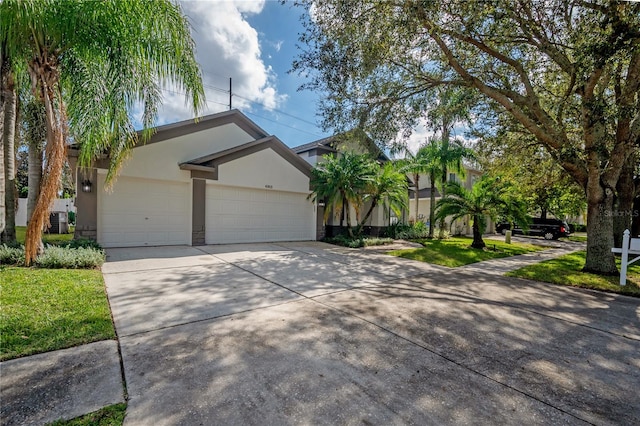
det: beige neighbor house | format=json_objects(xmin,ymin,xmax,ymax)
[
  {"xmin": 69, "ymin": 110, "xmax": 320, "ymax": 248},
  {"xmin": 407, "ymin": 166, "xmax": 489, "ymax": 235},
  {"xmin": 292, "ymin": 132, "xmax": 398, "ymax": 238}
]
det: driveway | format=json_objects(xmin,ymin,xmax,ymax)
[{"xmin": 102, "ymin": 242, "xmax": 640, "ymax": 425}]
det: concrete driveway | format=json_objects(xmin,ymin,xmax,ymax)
[{"xmin": 102, "ymin": 242, "xmax": 640, "ymax": 425}]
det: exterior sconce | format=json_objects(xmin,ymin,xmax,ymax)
[{"xmin": 81, "ymin": 179, "xmax": 92, "ymax": 193}]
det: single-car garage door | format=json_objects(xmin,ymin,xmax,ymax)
[
  {"xmin": 206, "ymin": 184, "xmax": 314, "ymax": 244},
  {"xmin": 98, "ymin": 175, "xmax": 190, "ymax": 247}
]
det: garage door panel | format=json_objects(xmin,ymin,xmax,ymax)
[
  {"xmin": 99, "ymin": 176, "xmax": 190, "ymax": 248},
  {"xmin": 206, "ymin": 184, "xmax": 313, "ymax": 244}
]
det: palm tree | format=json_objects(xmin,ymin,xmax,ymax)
[
  {"xmin": 356, "ymin": 161, "xmax": 408, "ymax": 235},
  {"xmin": 435, "ymin": 176, "xmax": 528, "ymax": 249},
  {"xmin": 309, "ymin": 152, "xmax": 376, "ymax": 237},
  {"xmin": 421, "ymin": 140, "xmax": 445, "ymax": 238},
  {"xmin": 1, "ymin": 0, "xmax": 205, "ymax": 264},
  {"xmin": 21, "ymin": 97, "xmax": 45, "ymax": 225},
  {"xmin": 435, "ymin": 138, "xmax": 475, "ymax": 237},
  {"xmin": 1, "ymin": 41, "xmax": 18, "ymax": 243},
  {"xmin": 398, "ymin": 145, "xmax": 439, "ymax": 228}
]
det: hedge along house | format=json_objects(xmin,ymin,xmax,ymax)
[
  {"xmin": 293, "ymin": 131, "xmax": 399, "ymax": 238},
  {"xmin": 69, "ymin": 110, "xmax": 318, "ymax": 248}
]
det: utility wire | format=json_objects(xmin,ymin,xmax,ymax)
[
  {"xmin": 161, "ymin": 85, "xmax": 325, "ymax": 139},
  {"xmin": 163, "ymin": 88, "xmax": 230, "ymax": 108},
  {"xmin": 232, "ymin": 92, "xmax": 319, "ymax": 127},
  {"xmin": 243, "ymin": 111, "xmax": 325, "ymax": 138},
  {"xmin": 180, "ymin": 81, "xmax": 321, "ymax": 128}
]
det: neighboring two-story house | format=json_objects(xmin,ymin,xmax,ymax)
[
  {"xmin": 407, "ymin": 166, "xmax": 485, "ymax": 235},
  {"xmin": 292, "ymin": 131, "xmax": 397, "ymax": 238}
]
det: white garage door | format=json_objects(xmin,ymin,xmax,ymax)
[
  {"xmin": 99, "ymin": 176, "xmax": 190, "ymax": 247},
  {"xmin": 206, "ymin": 184, "xmax": 314, "ymax": 244}
]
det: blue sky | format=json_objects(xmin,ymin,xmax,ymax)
[{"xmin": 155, "ymin": 1, "xmax": 331, "ymax": 148}]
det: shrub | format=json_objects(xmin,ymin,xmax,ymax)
[
  {"xmin": 60, "ymin": 238, "xmax": 103, "ymax": 250},
  {"xmin": 569, "ymin": 223, "xmax": 587, "ymax": 233},
  {"xmin": 383, "ymin": 222, "xmax": 430, "ymax": 240},
  {"xmin": 35, "ymin": 246, "xmax": 106, "ymax": 269},
  {"xmin": 0, "ymin": 244, "xmax": 25, "ymax": 266},
  {"xmin": 324, "ymin": 235, "xmax": 394, "ymax": 248},
  {"xmin": 67, "ymin": 210, "xmax": 76, "ymax": 225},
  {"xmin": 363, "ymin": 237, "xmax": 394, "ymax": 247},
  {"xmin": 324, "ymin": 235, "xmax": 365, "ymax": 248}
]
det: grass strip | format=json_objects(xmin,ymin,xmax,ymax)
[
  {"xmin": 388, "ymin": 237, "xmax": 545, "ymax": 267},
  {"xmin": 0, "ymin": 267, "xmax": 115, "ymax": 361},
  {"xmin": 48, "ymin": 403, "xmax": 127, "ymax": 426},
  {"xmin": 506, "ymin": 251, "xmax": 640, "ymax": 296},
  {"xmin": 16, "ymin": 225, "xmax": 74, "ymax": 245}
]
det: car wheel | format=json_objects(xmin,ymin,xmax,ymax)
[
  {"xmin": 501, "ymin": 229, "xmax": 507, "ymax": 235},
  {"xmin": 544, "ymin": 232, "xmax": 555, "ymax": 240}
]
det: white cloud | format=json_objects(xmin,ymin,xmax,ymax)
[
  {"xmin": 154, "ymin": 0, "xmax": 285, "ymax": 125},
  {"xmin": 392, "ymin": 117, "xmax": 476, "ymax": 159},
  {"xmin": 398, "ymin": 117, "xmax": 434, "ymax": 157}
]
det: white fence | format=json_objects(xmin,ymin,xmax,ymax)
[
  {"xmin": 15, "ymin": 198, "xmax": 76, "ymax": 227},
  {"xmin": 611, "ymin": 229, "xmax": 640, "ymax": 286}
]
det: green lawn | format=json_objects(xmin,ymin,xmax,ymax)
[
  {"xmin": 562, "ymin": 235, "xmax": 588, "ymax": 243},
  {"xmin": 507, "ymin": 251, "xmax": 640, "ymax": 296},
  {"xmin": 0, "ymin": 267, "xmax": 115, "ymax": 361},
  {"xmin": 16, "ymin": 225, "xmax": 75, "ymax": 245},
  {"xmin": 388, "ymin": 237, "xmax": 545, "ymax": 267},
  {"xmin": 49, "ymin": 403, "xmax": 127, "ymax": 426}
]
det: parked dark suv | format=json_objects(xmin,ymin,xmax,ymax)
[{"xmin": 496, "ymin": 218, "xmax": 571, "ymax": 240}]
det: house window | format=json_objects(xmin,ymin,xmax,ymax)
[{"xmin": 449, "ymin": 173, "xmax": 457, "ymax": 183}]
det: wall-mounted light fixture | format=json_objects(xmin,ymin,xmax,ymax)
[{"xmin": 81, "ymin": 179, "xmax": 92, "ymax": 193}]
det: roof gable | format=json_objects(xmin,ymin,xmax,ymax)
[
  {"xmin": 143, "ymin": 109, "xmax": 268, "ymax": 146},
  {"xmin": 180, "ymin": 136, "xmax": 312, "ymax": 182}
]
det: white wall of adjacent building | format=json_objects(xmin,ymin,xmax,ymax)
[{"xmin": 15, "ymin": 198, "xmax": 76, "ymax": 227}]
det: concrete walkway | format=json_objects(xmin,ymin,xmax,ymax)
[
  {"xmin": 0, "ymin": 340, "xmax": 124, "ymax": 426},
  {"xmin": 2, "ymin": 238, "xmax": 637, "ymax": 425}
]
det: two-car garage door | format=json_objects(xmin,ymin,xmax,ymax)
[
  {"xmin": 98, "ymin": 176, "xmax": 314, "ymax": 247},
  {"xmin": 205, "ymin": 184, "xmax": 314, "ymax": 244}
]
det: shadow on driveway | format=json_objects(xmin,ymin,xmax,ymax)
[{"xmin": 102, "ymin": 242, "xmax": 639, "ymax": 425}]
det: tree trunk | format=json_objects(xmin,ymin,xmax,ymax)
[
  {"xmin": 357, "ymin": 198, "xmax": 378, "ymax": 235},
  {"xmin": 344, "ymin": 196, "xmax": 353, "ymax": 238},
  {"xmin": 2, "ymin": 70, "xmax": 17, "ymax": 244},
  {"xmin": 583, "ymin": 186, "xmax": 618, "ymax": 275},
  {"xmin": 413, "ymin": 173, "xmax": 420, "ymax": 224},
  {"xmin": 613, "ymin": 156, "xmax": 636, "ymax": 247},
  {"xmin": 27, "ymin": 138, "xmax": 44, "ymax": 223},
  {"xmin": 438, "ymin": 177, "xmax": 447, "ymax": 239},
  {"xmin": 471, "ymin": 215, "xmax": 485, "ymax": 249},
  {"xmin": 0, "ymin": 54, "xmax": 6, "ymax": 238},
  {"xmin": 25, "ymin": 66, "xmax": 67, "ymax": 265},
  {"xmin": 428, "ymin": 172, "xmax": 436, "ymax": 238},
  {"xmin": 631, "ymin": 194, "xmax": 640, "ymax": 237}
]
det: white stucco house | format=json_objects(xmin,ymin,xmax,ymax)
[{"xmin": 69, "ymin": 110, "xmax": 319, "ymax": 248}]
